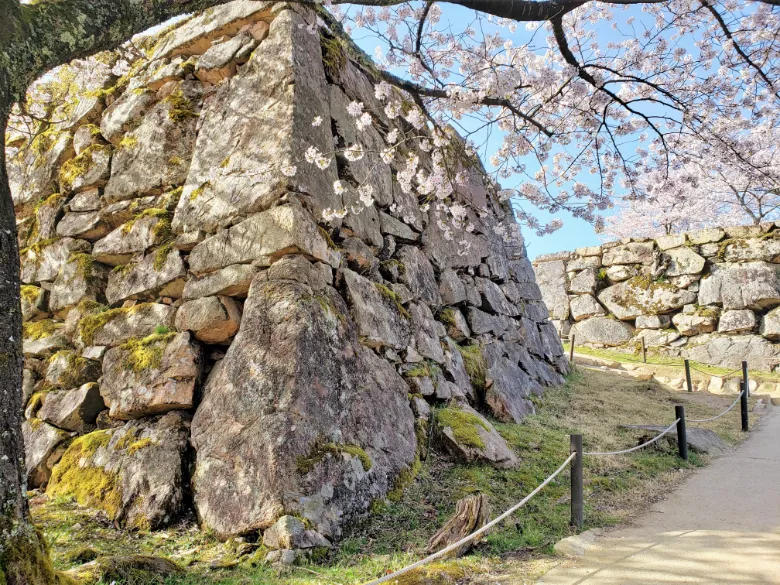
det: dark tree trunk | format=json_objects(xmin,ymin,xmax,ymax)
[{"xmin": 0, "ymin": 85, "xmax": 58, "ymax": 585}]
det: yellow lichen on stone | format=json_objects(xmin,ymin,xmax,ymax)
[
  {"xmin": 296, "ymin": 442, "xmax": 372, "ymax": 475},
  {"xmin": 23, "ymin": 319, "xmax": 58, "ymax": 341},
  {"xmin": 163, "ymin": 88, "xmax": 198, "ymax": 123},
  {"xmin": 58, "ymin": 144, "xmax": 110, "ymax": 192},
  {"xmin": 120, "ymin": 332, "xmax": 176, "ymax": 372}
]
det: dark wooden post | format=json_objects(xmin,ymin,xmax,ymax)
[
  {"xmin": 641, "ymin": 337, "xmax": 646, "ymax": 363},
  {"xmin": 675, "ymin": 405, "xmax": 688, "ymax": 461},
  {"xmin": 569, "ymin": 333, "xmax": 575, "ymax": 363},
  {"xmin": 684, "ymin": 359, "xmax": 693, "ymax": 393},
  {"xmin": 570, "ymin": 434, "xmax": 583, "ymax": 530},
  {"xmin": 741, "ymin": 379, "xmax": 749, "ymax": 432},
  {"xmin": 742, "ymin": 361, "xmax": 749, "ymax": 398}
]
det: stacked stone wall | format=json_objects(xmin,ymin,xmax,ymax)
[
  {"xmin": 10, "ymin": 1, "xmax": 566, "ymax": 544},
  {"xmin": 534, "ymin": 225, "xmax": 780, "ymax": 372}
]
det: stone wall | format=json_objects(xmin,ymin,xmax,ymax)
[
  {"xmin": 533, "ymin": 225, "xmax": 780, "ymax": 372},
  {"xmin": 10, "ymin": 1, "xmax": 566, "ymax": 545}
]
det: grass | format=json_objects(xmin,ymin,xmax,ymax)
[
  {"xmin": 31, "ymin": 368, "xmax": 758, "ymax": 585},
  {"xmin": 564, "ymin": 342, "xmax": 780, "ymax": 382}
]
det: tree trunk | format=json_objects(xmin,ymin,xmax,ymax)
[{"xmin": 0, "ymin": 85, "xmax": 59, "ymax": 585}]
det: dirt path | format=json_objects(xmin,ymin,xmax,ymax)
[{"xmin": 536, "ymin": 406, "xmax": 780, "ymax": 585}]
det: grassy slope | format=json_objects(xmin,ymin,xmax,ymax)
[{"xmin": 32, "ymin": 368, "xmax": 758, "ymax": 585}]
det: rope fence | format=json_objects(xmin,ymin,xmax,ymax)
[{"xmin": 363, "ymin": 357, "xmax": 757, "ymax": 584}]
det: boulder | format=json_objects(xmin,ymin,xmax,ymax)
[
  {"xmin": 568, "ymin": 268, "xmax": 598, "ymax": 294},
  {"xmin": 699, "ymin": 262, "xmax": 780, "ymax": 310},
  {"xmin": 22, "ymin": 419, "xmax": 72, "ymax": 488},
  {"xmin": 9, "ymin": 130, "xmax": 73, "ymax": 208},
  {"xmin": 187, "ymin": 205, "xmax": 339, "ymax": 275},
  {"xmin": 171, "ymin": 9, "xmax": 339, "ymax": 232},
  {"xmin": 566, "ymin": 255, "xmax": 601, "ymax": 271},
  {"xmin": 105, "ymin": 248, "xmax": 186, "ymax": 304},
  {"xmin": 182, "ymin": 264, "xmax": 259, "ymax": 299},
  {"xmin": 605, "ymin": 264, "xmax": 638, "ymax": 282},
  {"xmin": 21, "ymin": 285, "xmax": 47, "ymax": 321},
  {"xmin": 598, "ymin": 276, "xmax": 697, "ymax": 320},
  {"xmin": 717, "ymin": 309, "xmax": 756, "ymax": 334},
  {"xmin": 409, "ymin": 303, "xmax": 445, "ymax": 363},
  {"xmin": 195, "ymin": 31, "xmax": 259, "ymax": 84},
  {"xmin": 191, "ymin": 278, "xmax": 417, "ymax": 538},
  {"xmin": 23, "ymin": 322, "xmax": 69, "ymax": 358},
  {"xmin": 341, "ymin": 268, "xmax": 411, "ymax": 350},
  {"xmin": 635, "ymin": 328, "xmax": 682, "ymax": 347},
  {"xmin": 100, "ymin": 332, "xmax": 201, "ymax": 419},
  {"xmin": 569, "ymin": 317, "xmax": 634, "ymax": 347},
  {"xmin": 534, "ymin": 260, "xmax": 569, "ymax": 320},
  {"xmin": 175, "ymin": 296, "xmax": 242, "ymax": 343},
  {"xmin": 635, "ymin": 314, "xmax": 671, "ymax": 329},
  {"xmin": 569, "ymin": 294, "xmax": 606, "ymax": 322},
  {"xmin": 687, "ymin": 228, "xmax": 725, "ymax": 244},
  {"xmin": 602, "ymin": 242, "xmax": 654, "ymax": 266},
  {"xmin": 49, "ymin": 253, "xmax": 108, "ymax": 314},
  {"xmin": 435, "ymin": 404, "xmax": 519, "ymax": 468},
  {"xmin": 398, "ymin": 246, "xmax": 441, "ymax": 306},
  {"xmin": 656, "ymin": 234, "xmax": 686, "ymax": 251},
  {"xmin": 77, "ymin": 302, "xmax": 177, "ymax": 347},
  {"xmin": 45, "ymin": 351, "xmax": 101, "ymax": 388},
  {"xmin": 621, "ymin": 424, "xmax": 728, "ymax": 454},
  {"xmin": 47, "ymin": 412, "xmax": 191, "ymax": 529},
  {"xmin": 720, "ymin": 237, "xmax": 780, "ymax": 263},
  {"xmin": 25, "ymin": 193, "xmax": 66, "ymax": 245},
  {"xmin": 55, "ymin": 211, "xmax": 110, "ymax": 241},
  {"xmin": 104, "ymin": 81, "xmax": 201, "ymax": 202},
  {"xmin": 663, "ymin": 246, "xmax": 705, "ymax": 276},
  {"xmin": 262, "ymin": 516, "xmax": 331, "ymax": 550},
  {"xmin": 38, "ymin": 383, "xmax": 105, "ymax": 432},
  {"xmin": 21, "ymin": 237, "xmax": 91, "ymax": 284},
  {"xmin": 760, "ymin": 307, "xmax": 780, "ymax": 340},
  {"xmin": 467, "ymin": 308, "xmax": 511, "ymax": 336},
  {"xmin": 439, "ymin": 269, "xmax": 467, "ymax": 305},
  {"xmin": 682, "ymin": 334, "xmax": 780, "ymax": 372},
  {"xmin": 72, "ymin": 124, "xmax": 103, "ymax": 156},
  {"xmin": 476, "ymin": 277, "xmax": 519, "ymax": 316},
  {"xmin": 379, "ymin": 212, "xmax": 419, "ymax": 242},
  {"xmin": 92, "ymin": 212, "xmax": 171, "ymax": 265},
  {"xmin": 99, "ymin": 89, "xmax": 157, "ymax": 145},
  {"xmin": 672, "ymin": 312, "xmax": 717, "ymax": 336},
  {"xmin": 58, "ymin": 144, "xmax": 111, "ymax": 194}
]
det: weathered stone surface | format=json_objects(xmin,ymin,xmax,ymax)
[
  {"xmin": 267, "ymin": 255, "xmax": 331, "ymax": 289},
  {"xmin": 105, "ymin": 248, "xmax": 186, "ymax": 304},
  {"xmin": 21, "ymin": 237, "xmax": 91, "ymax": 284},
  {"xmin": 534, "ymin": 260, "xmax": 569, "ymax": 320},
  {"xmin": 183, "ymin": 264, "xmax": 259, "ymax": 299},
  {"xmin": 45, "ymin": 351, "xmax": 101, "ymax": 389},
  {"xmin": 22, "ymin": 420, "xmax": 71, "ymax": 488},
  {"xmin": 622, "ymin": 424, "xmax": 727, "ymax": 454},
  {"xmin": 92, "ymin": 213, "xmax": 169, "ymax": 265},
  {"xmin": 100, "ymin": 89, "xmax": 157, "ymax": 145},
  {"xmin": 467, "ymin": 308, "xmax": 510, "ymax": 336},
  {"xmin": 682, "ymin": 334, "xmax": 780, "ymax": 372},
  {"xmin": 698, "ymin": 262, "xmax": 780, "ymax": 310},
  {"xmin": 569, "ymin": 317, "xmax": 634, "ymax": 347},
  {"xmin": 151, "ymin": 0, "xmax": 273, "ymax": 60},
  {"xmin": 687, "ymin": 228, "xmax": 725, "ymax": 245},
  {"xmin": 68, "ymin": 188, "xmax": 102, "ymax": 212},
  {"xmin": 566, "ymin": 255, "xmax": 601, "ymax": 271},
  {"xmin": 78, "ymin": 303, "xmax": 177, "ymax": 347},
  {"xmin": 195, "ymin": 31, "xmax": 259, "ymax": 84},
  {"xmin": 439, "ymin": 269, "xmax": 467, "ymax": 305},
  {"xmin": 441, "ymin": 307, "xmax": 470, "ymax": 342},
  {"xmin": 409, "ymin": 303, "xmax": 445, "ymax": 363},
  {"xmin": 104, "ymin": 81, "xmax": 201, "ymax": 202},
  {"xmin": 379, "ymin": 212, "xmax": 418, "ymax": 241},
  {"xmin": 188, "ymin": 205, "xmax": 339, "ymax": 275},
  {"xmin": 191, "ymin": 278, "xmax": 417, "ymax": 537},
  {"xmin": 38, "ymin": 383, "xmax": 105, "ymax": 432},
  {"xmin": 55, "ymin": 211, "xmax": 110, "ymax": 241},
  {"xmin": 435, "ymin": 404, "xmax": 518, "ymax": 468},
  {"xmin": 23, "ymin": 328, "xmax": 69, "ymax": 358},
  {"xmin": 721, "ymin": 237, "xmax": 780, "ymax": 263},
  {"xmin": 476, "ymin": 277, "xmax": 519, "ymax": 316},
  {"xmin": 672, "ymin": 312, "xmax": 717, "ymax": 336},
  {"xmin": 568, "ymin": 268, "xmax": 598, "ymax": 294},
  {"xmin": 635, "ymin": 328, "xmax": 682, "ymax": 347},
  {"xmin": 175, "ymin": 296, "xmax": 242, "ymax": 343},
  {"xmin": 9, "ymin": 130, "xmax": 73, "ymax": 208},
  {"xmin": 760, "ymin": 307, "xmax": 780, "ymax": 340},
  {"xmin": 172, "ymin": 9, "xmax": 338, "ymax": 232},
  {"xmin": 21, "ymin": 285, "xmax": 47, "ymax": 322},
  {"xmin": 49, "ymin": 254, "xmax": 109, "ymax": 314},
  {"xmin": 47, "ymin": 412, "xmax": 191, "ymax": 529},
  {"xmin": 635, "ymin": 314, "xmax": 671, "ymax": 329},
  {"xmin": 483, "ymin": 342, "xmax": 541, "ymax": 422},
  {"xmin": 598, "ymin": 277, "xmax": 697, "ymax": 320},
  {"xmin": 569, "ymin": 294, "xmax": 606, "ymax": 322},
  {"xmin": 605, "ymin": 264, "xmax": 637, "ymax": 282},
  {"xmin": 398, "ymin": 246, "xmax": 441, "ymax": 306},
  {"xmin": 718, "ymin": 309, "xmax": 756, "ymax": 334},
  {"xmin": 341, "ymin": 268, "xmax": 410, "ymax": 349},
  {"xmin": 100, "ymin": 332, "xmax": 201, "ymax": 419},
  {"xmin": 262, "ymin": 516, "xmax": 331, "ymax": 550},
  {"xmin": 664, "ymin": 247, "xmax": 705, "ymax": 276},
  {"xmin": 59, "ymin": 144, "xmax": 112, "ymax": 194},
  {"xmin": 423, "ymin": 207, "xmax": 489, "ymax": 270},
  {"xmin": 656, "ymin": 234, "xmax": 686, "ymax": 251},
  {"xmin": 602, "ymin": 242, "xmax": 654, "ymax": 266}
]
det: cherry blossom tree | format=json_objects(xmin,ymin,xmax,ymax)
[{"xmin": 2, "ymin": 1, "xmax": 780, "ymax": 581}]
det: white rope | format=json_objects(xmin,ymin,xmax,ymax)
[
  {"xmin": 584, "ymin": 419, "xmax": 680, "ymax": 456},
  {"xmin": 362, "ymin": 452, "xmax": 578, "ymax": 585},
  {"xmin": 689, "ymin": 388, "xmax": 745, "ymax": 423}
]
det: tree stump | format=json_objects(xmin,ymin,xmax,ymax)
[{"xmin": 426, "ymin": 494, "xmax": 491, "ymax": 557}]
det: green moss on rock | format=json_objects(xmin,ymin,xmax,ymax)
[
  {"xmin": 23, "ymin": 319, "xmax": 58, "ymax": 341},
  {"xmin": 374, "ymin": 282, "xmax": 410, "ymax": 319},
  {"xmin": 456, "ymin": 344, "xmax": 486, "ymax": 394},
  {"xmin": 120, "ymin": 332, "xmax": 176, "ymax": 373},
  {"xmin": 296, "ymin": 442, "xmax": 372, "ymax": 475},
  {"xmin": 436, "ymin": 407, "xmax": 489, "ymax": 449}
]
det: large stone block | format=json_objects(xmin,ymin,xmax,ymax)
[
  {"xmin": 92, "ymin": 212, "xmax": 170, "ymax": 265},
  {"xmin": 663, "ymin": 247, "xmax": 705, "ymax": 276},
  {"xmin": 49, "ymin": 253, "xmax": 109, "ymax": 314},
  {"xmin": 482, "ymin": 342, "xmax": 540, "ymax": 423},
  {"xmin": 76, "ymin": 302, "xmax": 177, "ymax": 347},
  {"xmin": 21, "ymin": 238, "xmax": 91, "ymax": 284},
  {"xmin": 38, "ymin": 383, "xmax": 105, "ymax": 432},
  {"xmin": 569, "ymin": 317, "xmax": 634, "ymax": 347},
  {"xmin": 47, "ymin": 413, "xmax": 191, "ymax": 529},
  {"xmin": 598, "ymin": 276, "xmax": 697, "ymax": 320},
  {"xmin": 398, "ymin": 245, "xmax": 441, "ymax": 306},
  {"xmin": 22, "ymin": 420, "xmax": 72, "ymax": 488},
  {"xmin": 602, "ymin": 242, "xmax": 654, "ymax": 265},
  {"xmin": 570, "ymin": 294, "xmax": 606, "ymax": 322},
  {"xmin": 100, "ymin": 332, "xmax": 201, "ymax": 419},
  {"xmin": 435, "ymin": 404, "xmax": 518, "ymax": 468},
  {"xmin": 698, "ymin": 262, "xmax": 780, "ymax": 310},
  {"xmin": 188, "ymin": 205, "xmax": 340, "ymax": 275},
  {"xmin": 105, "ymin": 248, "xmax": 186, "ymax": 304},
  {"xmin": 682, "ymin": 334, "xmax": 780, "ymax": 372},
  {"xmin": 191, "ymin": 278, "xmax": 417, "ymax": 537},
  {"xmin": 175, "ymin": 296, "xmax": 242, "ymax": 343},
  {"xmin": 534, "ymin": 260, "xmax": 569, "ymax": 320}
]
